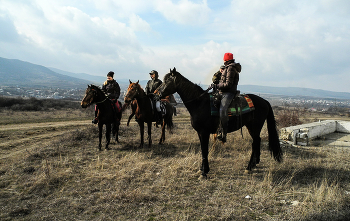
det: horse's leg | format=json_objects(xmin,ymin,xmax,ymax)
[
  {"xmin": 114, "ymin": 124, "xmax": 119, "ymax": 143},
  {"xmin": 98, "ymin": 123, "xmax": 103, "ymax": 151},
  {"xmin": 147, "ymin": 121, "xmax": 152, "ymax": 148},
  {"xmin": 198, "ymin": 131, "xmax": 210, "ymax": 177},
  {"xmin": 138, "ymin": 122, "xmax": 144, "ymax": 148},
  {"xmin": 245, "ymin": 126, "xmax": 262, "ymax": 172},
  {"xmin": 159, "ymin": 121, "xmax": 165, "ymax": 144},
  {"xmin": 127, "ymin": 113, "xmax": 135, "ymax": 126},
  {"xmin": 105, "ymin": 123, "xmax": 111, "ymax": 150}
]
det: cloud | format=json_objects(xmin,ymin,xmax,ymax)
[
  {"xmin": 0, "ymin": 0, "xmax": 350, "ymax": 92},
  {"xmin": 155, "ymin": 0, "xmax": 211, "ymax": 25}
]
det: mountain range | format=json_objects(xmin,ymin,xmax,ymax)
[{"xmin": 1, "ymin": 56, "xmax": 350, "ymax": 99}]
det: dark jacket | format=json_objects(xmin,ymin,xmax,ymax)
[
  {"xmin": 145, "ymin": 79, "xmax": 162, "ymax": 95},
  {"xmin": 217, "ymin": 60, "xmax": 241, "ymax": 93},
  {"xmin": 102, "ymin": 79, "xmax": 120, "ymax": 100}
]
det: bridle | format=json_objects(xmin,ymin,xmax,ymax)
[
  {"xmin": 125, "ymin": 83, "xmax": 144, "ymax": 102},
  {"xmin": 84, "ymin": 87, "xmax": 107, "ymax": 106}
]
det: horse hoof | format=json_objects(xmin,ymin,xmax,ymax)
[{"xmin": 244, "ymin": 170, "xmax": 251, "ymax": 174}]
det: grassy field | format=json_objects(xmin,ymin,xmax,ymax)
[{"xmin": 0, "ymin": 107, "xmax": 350, "ymax": 220}]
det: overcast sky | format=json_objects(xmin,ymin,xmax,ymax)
[{"xmin": 1, "ymin": 0, "xmax": 349, "ymax": 92}]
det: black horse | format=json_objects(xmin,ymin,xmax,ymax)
[
  {"xmin": 155, "ymin": 68, "xmax": 282, "ymax": 178},
  {"xmin": 81, "ymin": 84, "xmax": 122, "ymax": 150}
]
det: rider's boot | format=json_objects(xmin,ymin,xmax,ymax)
[{"xmin": 217, "ymin": 119, "xmax": 228, "ymax": 143}]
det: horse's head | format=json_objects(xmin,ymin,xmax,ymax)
[
  {"xmin": 81, "ymin": 85, "xmax": 96, "ymax": 108},
  {"xmin": 155, "ymin": 67, "xmax": 178, "ymax": 98},
  {"xmin": 81, "ymin": 85, "xmax": 104, "ymax": 108},
  {"xmin": 124, "ymin": 80, "xmax": 142, "ymax": 104}
]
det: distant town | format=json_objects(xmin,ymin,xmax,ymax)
[{"xmin": 1, "ymin": 85, "xmax": 350, "ymax": 114}]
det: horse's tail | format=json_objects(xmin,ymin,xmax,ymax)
[
  {"xmin": 266, "ymin": 101, "xmax": 283, "ymax": 162},
  {"xmin": 165, "ymin": 104, "xmax": 174, "ymax": 132}
]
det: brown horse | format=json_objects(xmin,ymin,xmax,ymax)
[
  {"xmin": 123, "ymin": 80, "xmax": 174, "ymax": 148},
  {"xmin": 81, "ymin": 84, "xmax": 122, "ymax": 150}
]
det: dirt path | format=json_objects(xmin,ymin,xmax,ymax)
[
  {"xmin": 0, "ymin": 120, "xmax": 91, "ymax": 160},
  {"xmin": 0, "ymin": 120, "xmax": 90, "ymax": 131},
  {"xmin": 0, "ymin": 118, "xmax": 191, "ymax": 160}
]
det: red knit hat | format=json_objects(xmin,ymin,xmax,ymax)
[{"xmin": 223, "ymin": 53, "xmax": 234, "ymax": 61}]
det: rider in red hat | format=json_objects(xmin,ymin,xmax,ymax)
[{"xmin": 212, "ymin": 52, "xmax": 241, "ymax": 142}]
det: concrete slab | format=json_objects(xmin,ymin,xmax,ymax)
[{"xmin": 280, "ymin": 120, "xmax": 350, "ymax": 146}]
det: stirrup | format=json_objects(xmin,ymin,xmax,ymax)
[{"xmin": 92, "ymin": 118, "xmax": 98, "ymax": 124}]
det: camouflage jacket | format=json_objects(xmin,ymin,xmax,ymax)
[
  {"xmin": 145, "ymin": 79, "xmax": 162, "ymax": 95},
  {"xmin": 217, "ymin": 60, "xmax": 241, "ymax": 93}
]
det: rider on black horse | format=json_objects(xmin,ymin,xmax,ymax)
[
  {"xmin": 92, "ymin": 71, "xmax": 121, "ymax": 124},
  {"xmin": 210, "ymin": 52, "xmax": 241, "ymax": 142},
  {"xmin": 145, "ymin": 70, "xmax": 163, "ymax": 125}
]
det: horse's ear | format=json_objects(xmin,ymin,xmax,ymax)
[
  {"xmin": 129, "ymin": 79, "xmax": 132, "ymax": 84},
  {"xmin": 173, "ymin": 67, "xmax": 176, "ymax": 72},
  {"xmin": 136, "ymin": 80, "xmax": 139, "ymax": 84}
]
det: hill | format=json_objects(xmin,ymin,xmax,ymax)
[
  {"xmin": 49, "ymin": 67, "xmax": 148, "ymax": 90},
  {"xmin": 0, "ymin": 57, "xmax": 91, "ymax": 89},
  {"xmin": 237, "ymin": 85, "xmax": 350, "ymax": 100},
  {"xmin": 1, "ymin": 56, "xmax": 350, "ymax": 99}
]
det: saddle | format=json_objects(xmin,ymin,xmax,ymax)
[
  {"xmin": 148, "ymin": 94, "xmax": 166, "ymax": 119},
  {"xmin": 210, "ymin": 92, "xmax": 255, "ymax": 117}
]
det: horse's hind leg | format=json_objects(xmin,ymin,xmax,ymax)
[
  {"xmin": 159, "ymin": 121, "xmax": 165, "ymax": 144},
  {"xmin": 147, "ymin": 122, "xmax": 152, "ymax": 148},
  {"xmin": 246, "ymin": 136, "xmax": 261, "ymax": 172},
  {"xmin": 98, "ymin": 123, "xmax": 103, "ymax": 151},
  {"xmin": 112, "ymin": 121, "xmax": 120, "ymax": 143},
  {"xmin": 105, "ymin": 124, "xmax": 111, "ymax": 150},
  {"xmin": 138, "ymin": 122, "xmax": 144, "ymax": 148}
]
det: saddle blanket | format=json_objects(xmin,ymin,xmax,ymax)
[{"xmin": 210, "ymin": 94, "xmax": 255, "ymax": 116}]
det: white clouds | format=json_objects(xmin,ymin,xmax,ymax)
[
  {"xmin": 0, "ymin": 0, "xmax": 350, "ymax": 92},
  {"xmin": 129, "ymin": 14, "xmax": 152, "ymax": 33},
  {"xmin": 155, "ymin": 0, "xmax": 211, "ymax": 25}
]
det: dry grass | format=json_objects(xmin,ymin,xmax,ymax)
[{"xmin": 0, "ymin": 108, "xmax": 350, "ymax": 220}]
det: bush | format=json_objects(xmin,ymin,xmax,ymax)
[
  {"xmin": 0, "ymin": 96, "xmax": 80, "ymax": 111},
  {"xmin": 276, "ymin": 107, "xmax": 302, "ymax": 128}
]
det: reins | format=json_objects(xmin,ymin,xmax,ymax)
[
  {"xmin": 95, "ymin": 97, "xmax": 108, "ymax": 104},
  {"xmin": 182, "ymin": 88, "xmax": 211, "ymax": 104}
]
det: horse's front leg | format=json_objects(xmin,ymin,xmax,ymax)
[
  {"xmin": 147, "ymin": 121, "xmax": 152, "ymax": 148},
  {"xmin": 159, "ymin": 121, "xmax": 165, "ymax": 144},
  {"xmin": 198, "ymin": 132, "xmax": 210, "ymax": 178},
  {"xmin": 98, "ymin": 123, "xmax": 103, "ymax": 151},
  {"xmin": 127, "ymin": 113, "xmax": 135, "ymax": 126}
]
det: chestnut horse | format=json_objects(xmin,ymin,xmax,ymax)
[
  {"xmin": 155, "ymin": 68, "xmax": 282, "ymax": 178},
  {"xmin": 124, "ymin": 80, "xmax": 174, "ymax": 148},
  {"xmin": 81, "ymin": 84, "xmax": 122, "ymax": 150}
]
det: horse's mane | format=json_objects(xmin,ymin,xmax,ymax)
[
  {"xmin": 90, "ymin": 84, "xmax": 101, "ymax": 91},
  {"xmin": 90, "ymin": 84, "xmax": 106, "ymax": 96},
  {"xmin": 164, "ymin": 70, "xmax": 205, "ymax": 97}
]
